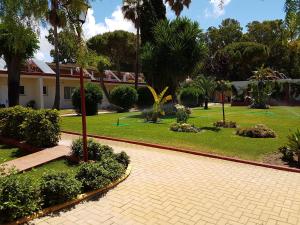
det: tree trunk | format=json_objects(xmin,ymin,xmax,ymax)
[
  {"xmin": 6, "ymin": 56, "xmax": 22, "ymax": 107},
  {"xmin": 100, "ymin": 74, "xmax": 110, "ymax": 102},
  {"xmin": 52, "ymin": 23, "xmax": 61, "ymax": 110},
  {"xmin": 135, "ymin": 0, "xmax": 141, "ymax": 90},
  {"xmin": 222, "ymin": 91, "xmax": 225, "ymax": 122}
]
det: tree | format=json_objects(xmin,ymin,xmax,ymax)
[
  {"xmin": 285, "ymin": 0, "xmax": 300, "ymax": 40},
  {"xmin": 96, "ymin": 55, "xmax": 112, "ymax": 102},
  {"xmin": 46, "ymin": 0, "xmax": 91, "ymax": 110},
  {"xmin": 194, "ymin": 75, "xmax": 216, "ymax": 110},
  {"xmin": 216, "ymin": 80, "xmax": 231, "ymax": 123},
  {"xmin": 122, "ymin": 0, "xmax": 141, "ymax": 89},
  {"xmin": 165, "ymin": 0, "xmax": 191, "ymax": 17},
  {"xmin": 87, "ymin": 31, "xmax": 136, "ymax": 73},
  {"xmin": 46, "ymin": 28, "xmax": 78, "ymax": 64},
  {"xmin": 141, "ymin": 18, "xmax": 206, "ymax": 96},
  {"xmin": 206, "ymin": 18, "xmax": 243, "ymax": 54},
  {"xmin": 0, "ymin": 0, "xmax": 47, "ymax": 106}
]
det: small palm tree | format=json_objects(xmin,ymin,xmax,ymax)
[
  {"xmin": 147, "ymin": 86, "xmax": 172, "ymax": 122},
  {"xmin": 287, "ymin": 129, "xmax": 300, "ymax": 167},
  {"xmin": 216, "ymin": 80, "xmax": 231, "ymax": 123},
  {"xmin": 165, "ymin": 0, "xmax": 191, "ymax": 17},
  {"xmin": 195, "ymin": 75, "xmax": 216, "ymax": 110},
  {"xmin": 122, "ymin": 0, "xmax": 141, "ymax": 90}
]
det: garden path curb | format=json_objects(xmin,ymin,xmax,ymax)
[
  {"xmin": 62, "ymin": 131, "xmax": 300, "ymax": 174},
  {"xmin": 4, "ymin": 164, "xmax": 132, "ymax": 225}
]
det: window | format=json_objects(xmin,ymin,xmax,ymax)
[
  {"xmin": 19, "ymin": 86, "xmax": 25, "ymax": 95},
  {"xmin": 64, "ymin": 87, "xmax": 76, "ymax": 100},
  {"xmin": 43, "ymin": 86, "xmax": 48, "ymax": 95}
]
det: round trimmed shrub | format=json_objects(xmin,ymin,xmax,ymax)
[
  {"xmin": 115, "ymin": 151, "xmax": 130, "ymax": 167},
  {"xmin": 110, "ymin": 86, "xmax": 138, "ymax": 112},
  {"xmin": 0, "ymin": 175, "xmax": 41, "ymax": 223},
  {"xmin": 137, "ymin": 86, "xmax": 154, "ymax": 108},
  {"xmin": 40, "ymin": 171, "xmax": 82, "ymax": 207},
  {"xmin": 180, "ymin": 87, "xmax": 203, "ymax": 108},
  {"xmin": 72, "ymin": 83, "xmax": 103, "ymax": 116},
  {"xmin": 236, "ymin": 124, "xmax": 276, "ymax": 138}
]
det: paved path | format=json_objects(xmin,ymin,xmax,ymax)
[
  {"xmin": 33, "ymin": 133, "xmax": 300, "ymax": 225},
  {"xmin": 1, "ymin": 143, "xmax": 69, "ymax": 172}
]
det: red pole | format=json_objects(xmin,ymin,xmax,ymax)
[{"xmin": 79, "ymin": 67, "xmax": 88, "ymax": 162}]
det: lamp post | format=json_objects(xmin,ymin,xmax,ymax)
[{"xmin": 77, "ymin": 5, "xmax": 88, "ymax": 162}]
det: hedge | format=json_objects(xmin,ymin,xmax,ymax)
[{"xmin": 0, "ymin": 106, "xmax": 61, "ymax": 148}]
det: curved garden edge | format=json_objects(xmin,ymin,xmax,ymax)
[
  {"xmin": 62, "ymin": 131, "xmax": 300, "ymax": 174},
  {"xmin": 5, "ymin": 164, "xmax": 132, "ymax": 225}
]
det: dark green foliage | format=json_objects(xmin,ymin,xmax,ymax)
[
  {"xmin": 71, "ymin": 139, "xmax": 114, "ymax": 161},
  {"xmin": 110, "ymin": 86, "xmax": 138, "ymax": 112},
  {"xmin": 40, "ymin": 172, "xmax": 81, "ymax": 207},
  {"xmin": 170, "ymin": 123, "xmax": 200, "ymax": 133},
  {"xmin": 22, "ymin": 109, "xmax": 61, "ymax": 148},
  {"xmin": 214, "ymin": 121, "xmax": 237, "ymax": 128},
  {"xmin": 0, "ymin": 106, "xmax": 29, "ymax": 139},
  {"xmin": 115, "ymin": 151, "xmax": 131, "ymax": 167},
  {"xmin": 176, "ymin": 108, "xmax": 189, "ymax": 124},
  {"xmin": 279, "ymin": 146, "xmax": 295, "ymax": 162},
  {"xmin": 179, "ymin": 87, "xmax": 202, "ymax": 107},
  {"xmin": 137, "ymin": 86, "xmax": 154, "ymax": 108},
  {"xmin": 236, "ymin": 124, "xmax": 276, "ymax": 138},
  {"xmin": 0, "ymin": 175, "xmax": 41, "ymax": 223},
  {"xmin": 72, "ymin": 83, "xmax": 103, "ymax": 116},
  {"xmin": 75, "ymin": 161, "xmax": 125, "ymax": 192}
]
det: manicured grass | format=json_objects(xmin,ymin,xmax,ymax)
[
  {"xmin": 0, "ymin": 144, "xmax": 27, "ymax": 163},
  {"xmin": 59, "ymin": 109, "xmax": 76, "ymax": 115},
  {"xmin": 61, "ymin": 106, "xmax": 300, "ymax": 161},
  {"xmin": 24, "ymin": 159, "xmax": 77, "ymax": 179}
]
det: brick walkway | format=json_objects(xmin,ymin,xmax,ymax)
[
  {"xmin": 2, "ymin": 143, "xmax": 70, "ymax": 172},
  {"xmin": 32, "ymin": 133, "xmax": 300, "ymax": 225}
]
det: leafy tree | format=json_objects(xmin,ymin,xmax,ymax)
[
  {"xmin": 165, "ymin": 0, "xmax": 191, "ymax": 17},
  {"xmin": 212, "ymin": 42, "xmax": 269, "ymax": 81},
  {"xmin": 122, "ymin": 0, "xmax": 141, "ymax": 89},
  {"xmin": 97, "ymin": 55, "xmax": 112, "ymax": 102},
  {"xmin": 87, "ymin": 31, "xmax": 136, "ymax": 73},
  {"xmin": 46, "ymin": 28, "xmax": 78, "ymax": 64},
  {"xmin": 194, "ymin": 75, "xmax": 216, "ymax": 110},
  {"xmin": 0, "ymin": 0, "xmax": 46, "ymax": 106},
  {"xmin": 141, "ymin": 17, "xmax": 206, "ymax": 96},
  {"xmin": 206, "ymin": 18, "xmax": 243, "ymax": 54},
  {"xmin": 285, "ymin": 0, "xmax": 300, "ymax": 40}
]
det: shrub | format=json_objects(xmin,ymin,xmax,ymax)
[
  {"xmin": 99, "ymin": 158, "xmax": 126, "ymax": 181},
  {"xmin": 214, "ymin": 120, "xmax": 237, "ymax": 128},
  {"xmin": 115, "ymin": 151, "xmax": 130, "ymax": 167},
  {"xmin": 0, "ymin": 106, "xmax": 29, "ymax": 139},
  {"xmin": 72, "ymin": 83, "xmax": 103, "ymax": 116},
  {"xmin": 236, "ymin": 124, "xmax": 276, "ymax": 138},
  {"xmin": 0, "ymin": 175, "xmax": 41, "ymax": 223},
  {"xmin": 22, "ymin": 109, "xmax": 61, "ymax": 147},
  {"xmin": 137, "ymin": 86, "xmax": 154, "ymax": 108},
  {"xmin": 180, "ymin": 87, "xmax": 203, "ymax": 107},
  {"xmin": 40, "ymin": 171, "xmax": 81, "ymax": 207},
  {"xmin": 279, "ymin": 146, "xmax": 294, "ymax": 163},
  {"xmin": 71, "ymin": 139, "xmax": 114, "ymax": 161},
  {"xmin": 170, "ymin": 123, "xmax": 200, "ymax": 133},
  {"xmin": 75, "ymin": 162, "xmax": 112, "ymax": 192},
  {"xmin": 176, "ymin": 108, "xmax": 189, "ymax": 124},
  {"xmin": 110, "ymin": 86, "xmax": 138, "ymax": 112}
]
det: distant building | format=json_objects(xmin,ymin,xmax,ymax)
[{"xmin": 0, "ymin": 58, "xmax": 145, "ymax": 109}]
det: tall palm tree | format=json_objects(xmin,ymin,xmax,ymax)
[
  {"xmin": 122, "ymin": 0, "xmax": 141, "ymax": 90},
  {"xmin": 195, "ymin": 75, "xmax": 217, "ymax": 110}
]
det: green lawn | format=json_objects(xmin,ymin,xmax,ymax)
[
  {"xmin": 0, "ymin": 144, "xmax": 27, "ymax": 164},
  {"xmin": 61, "ymin": 106, "xmax": 300, "ymax": 161}
]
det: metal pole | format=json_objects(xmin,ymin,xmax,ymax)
[{"xmin": 77, "ymin": 27, "xmax": 88, "ymax": 162}]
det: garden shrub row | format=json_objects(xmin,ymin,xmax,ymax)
[
  {"xmin": 0, "ymin": 106, "xmax": 61, "ymax": 147},
  {"xmin": 0, "ymin": 139, "xmax": 130, "ymax": 223}
]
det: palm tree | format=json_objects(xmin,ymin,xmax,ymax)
[
  {"xmin": 195, "ymin": 75, "xmax": 216, "ymax": 110},
  {"xmin": 47, "ymin": 0, "xmax": 90, "ymax": 110},
  {"xmin": 287, "ymin": 129, "xmax": 300, "ymax": 167},
  {"xmin": 216, "ymin": 80, "xmax": 231, "ymax": 123},
  {"xmin": 122, "ymin": 0, "xmax": 141, "ymax": 90}
]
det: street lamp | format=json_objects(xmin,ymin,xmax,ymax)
[{"xmin": 77, "ymin": 4, "xmax": 89, "ymax": 162}]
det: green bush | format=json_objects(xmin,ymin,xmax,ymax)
[
  {"xmin": 40, "ymin": 171, "xmax": 81, "ymax": 207},
  {"xmin": 236, "ymin": 124, "xmax": 276, "ymax": 138},
  {"xmin": 279, "ymin": 146, "xmax": 294, "ymax": 163},
  {"xmin": 71, "ymin": 138, "xmax": 114, "ymax": 161},
  {"xmin": 115, "ymin": 151, "xmax": 130, "ymax": 167},
  {"xmin": 176, "ymin": 108, "xmax": 189, "ymax": 124},
  {"xmin": 0, "ymin": 106, "xmax": 29, "ymax": 139},
  {"xmin": 22, "ymin": 109, "xmax": 61, "ymax": 147},
  {"xmin": 214, "ymin": 120, "xmax": 237, "ymax": 128},
  {"xmin": 0, "ymin": 175, "xmax": 41, "ymax": 223},
  {"xmin": 72, "ymin": 83, "xmax": 103, "ymax": 116},
  {"xmin": 137, "ymin": 86, "xmax": 154, "ymax": 108},
  {"xmin": 170, "ymin": 123, "xmax": 200, "ymax": 133},
  {"xmin": 180, "ymin": 87, "xmax": 203, "ymax": 107},
  {"xmin": 99, "ymin": 158, "xmax": 126, "ymax": 181},
  {"xmin": 110, "ymin": 86, "xmax": 138, "ymax": 112}
]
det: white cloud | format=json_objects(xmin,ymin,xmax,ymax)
[
  {"xmin": 35, "ymin": 6, "xmax": 136, "ymax": 62},
  {"xmin": 205, "ymin": 0, "xmax": 231, "ymax": 18}
]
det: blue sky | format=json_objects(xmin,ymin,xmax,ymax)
[{"xmin": 36, "ymin": 0, "xmax": 286, "ymax": 62}]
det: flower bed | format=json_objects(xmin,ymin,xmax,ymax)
[{"xmin": 236, "ymin": 124, "xmax": 276, "ymax": 138}]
